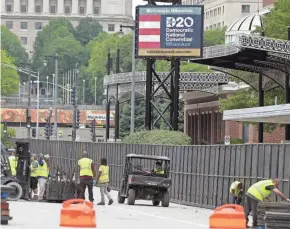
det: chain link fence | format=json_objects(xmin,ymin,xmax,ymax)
[{"xmin": 24, "ymin": 139, "xmax": 290, "ymax": 209}]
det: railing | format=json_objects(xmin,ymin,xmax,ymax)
[{"xmin": 24, "ymin": 139, "xmax": 290, "ymax": 209}]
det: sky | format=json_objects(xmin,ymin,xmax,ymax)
[{"xmin": 132, "ymin": 0, "xmax": 146, "ymax": 18}]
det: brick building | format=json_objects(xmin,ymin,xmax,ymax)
[{"xmin": 183, "ymin": 82, "xmax": 285, "ymax": 144}]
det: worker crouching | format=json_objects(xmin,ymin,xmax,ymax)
[
  {"xmin": 230, "ymin": 181, "xmax": 243, "ymax": 205},
  {"xmin": 244, "ymin": 178, "xmax": 290, "ymax": 228}
]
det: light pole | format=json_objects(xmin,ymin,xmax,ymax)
[
  {"xmin": 44, "ymin": 53, "xmax": 59, "ymax": 140},
  {"xmin": 36, "ymin": 71, "xmax": 40, "ymax": 138},
  {"xmin": 83, "ymin": 79, "xmax": 85, "ymax": 104},
  {"xmin": 18, "ymin": 82, "xmax": 21, "ymax": 103},
  {"xmin": 52, "ymin": 74, "xmax": 55, "ymax": 100},
  {"xmin": 94, "ymin": 76, "xmax": 97, "ymax": 105},
  {"xmin": 46, "ymin": 76, "xmax": 49, "ymax": 102},
  {"xmin": 119, "ymin": 24, "xmax": 136, "ymax": 134}
]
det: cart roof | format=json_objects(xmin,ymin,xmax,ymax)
[{"xmin": 126, "ymin": 154, "xmax": 170, "ymax": 161}]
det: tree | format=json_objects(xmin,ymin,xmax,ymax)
[
  {"xmin": 259, "ymin": 0, "xmax": 290, "ymax": 40},
  {"xmin": 1, "ymin": 25, "xmax": 28, "ymax": 66},
  {"xmin": 203, "ymin": 27, "xmax": 227, "ymax": 47},
  {"xmin": 1, "ymin": 50, "xmax": 19, "ymax": 96},
  {"xmin": 0, "ymin": 124, "xmax": 16, "ymax": 147},
  {"xmin": 75, "ymin": 17, "xmax": 103, "ymax": 46}
]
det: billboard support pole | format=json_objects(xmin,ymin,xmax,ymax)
[{"xmin": 143, "ymin": 0, "xmax": 183, "ymax": 131}]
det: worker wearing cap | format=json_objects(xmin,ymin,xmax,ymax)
[
  {"xmin": 37, "ymin": 153, "xmax": 49, "ymax": 201},
  {"xmin": 8, "ymin": 150, "xmax": 18, "ymax": 177},
  {"xmin": 78, "ymin": 151, "xmax": 96, "ymax": 203},
  {"xmin": 229, "ymin": 181, "xmax": 243, "ymax": 205},
  {"xmin": 152, "ymin": 161, "xmax": 164, "ymax": 175},
  {"xmin": 30, "ymin": 154, "xmax": 39, "ymax": 200},
  {"xmin": 244, "ymin": 178, "xmax": 290, "ymax": 228}
]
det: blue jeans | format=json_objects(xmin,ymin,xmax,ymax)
[{"xmin": 232, "ymin": 195, "xmax": 242, "ymax": 205}]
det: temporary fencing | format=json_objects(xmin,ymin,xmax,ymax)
[{"xmin": 26, "ymin": 139, "xmax": 290, "ymax": 209}]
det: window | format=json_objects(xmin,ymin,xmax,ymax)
[
  {"xmin": 218, "ymin": 7, "xmax": 221, "ymax": 15},
  {"xmin": 65, "ymin": 6, "xmax": 71, "ymax": 14},
  {"xmin": 242, "ymin": 5, "xmax": 250, "ymax": 13},
  {"xmin": 35, "ymin": 5, "xmax": 42, "ymax": 13},
  {"xmin": 20, "ymin": 37, "xmax": 28, "ymax": 45},
  {"xmin": 21, "ymin": 5, "xmax": 27, "ymax": 12},
  {"xmin": 50, "ymin": 6, "xmax": 56, "ymax": 13},
  {"xmin": 94, "ymin": 7, "xmax": 99, "ymax": 15},
  {"xmin": 108, "ymin": 24, "xmax": 115, "ymax": 32},
  {"xmin": 79, "ymin": 7, "xmax": 85, "ymax": 14},
  {"xmin": 6, "ymin": 4, "xmax": 12, "ymax": 12},
  {"xmin": 217, "ymin": 22, "xmax": 221, "ymax": 28},
  {"xmin": 21, "ymin": 22, "xmax": 28, "ymax": 30},
  {"xmin": 6, "ymin": 21, "xmax": 13, "ymax": 29},
  {"xmin": 35, "ymin": 22, "xmax": 42, "ymax": 30},
  {"xmin": 214, "ymin": 9, "xmax": 217, "ymax": 16},
  {"xmin": 222, "ymin": 6, "xmax": 224, "ymax": 14}
]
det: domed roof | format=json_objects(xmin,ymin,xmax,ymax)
[{"xmin": 226, "ymin": 5, "xmax": 273, "ymax": 33}]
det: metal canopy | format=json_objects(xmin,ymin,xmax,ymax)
[
  {"xmin": 223, "ymin": 104, "xmax": 290, "ymax": 124},
  {"xmin": 190, "ymin": 33, "xmax": 290, "ymax": 91},
  {"xmin": 104, "ymin": 71, "xmax": 228, "ymax": 102}
]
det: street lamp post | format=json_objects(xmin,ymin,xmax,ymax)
[
  {"xmin": 27, "ymin": 73, "xmax": 31, "ymax": 138},
  {"xmin": 119, "ymin": 24, "xmax": 136, "ymax": 134},
  {"xmin": 83, "ymin": 79, "xmax": 85, "ymax": 104},
  {"xmin": 46, "ymin": 76, "xmax": 49, "ymax": 102},
  {"xmin": 36, "ymin": 71, "xmax": 40, "ymax": 138},
  {"xmin": 94, "ymin": 76, "xmax": 97, "ymax": 105}
]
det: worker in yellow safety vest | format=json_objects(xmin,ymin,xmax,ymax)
[
  {"xmin": 244, "ymin": 178, "xmax": 290, "ymax": 228},
  {"xmin": 152, "ymin": 161, "xmax": 165, "ymax": 175},
  {"xmin": 229, "ymin": 181, "xmax": 243, "ymax": 205},
  {"xmin": 96, "ymin": 157, "xmax": 113, "ymax": 205},
  {"xmin": 30, "ymin": 154, "xmax": 39, "ymax": 199},
  {"xmin": 8, "ymin": 151, "xmax": 18, "ymax": 177},
  {"xmin": 78, "ymin": 151, "xmax": 96, "ymax": 203},
  {"xmin": 37, "ymin": 153, "xmax": 49, "ymax": 201}
]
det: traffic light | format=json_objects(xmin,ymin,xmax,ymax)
[
  {"xmin": 76, "ymin": 109, "xmax": 80, "ymax": 129},
  {"xmin": 71, "ymin": 88, "xmax": 76, "ymax": 105},
  {"xmin": 49, "ymin": 126, "xmax": 53, "ymax": 136},
  {"xmin": 72, "ymin": 130, "xmax": 76, "ymax": 141},
  {"xmin": 26, "ymin": 108, "xmax": 29, "ymax": 118},
  {"xmin": 90, "ymin": 119, "xmax": 96, "ymax": 142},
  {"xmin": 3, "ymin": 122, "xmax": 7, "ymax": 133},
  {"xmin": 32, "ymin": 128, "xmax": 36, "ymax": 138},
  {"xmin": 44, "ymin": 124, "xmax": 50, "ymax": 140}
]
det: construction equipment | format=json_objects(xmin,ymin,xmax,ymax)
[
  {"xmin": 118, "ymin": 154, "xmax": 172, "ymax": 207},
  {"xmin": 0, "ymin": 143, "xmax": 23, "ymax": 201}
]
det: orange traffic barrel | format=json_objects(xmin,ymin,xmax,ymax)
[
  {"xmin": 209, "ymin": 204, "xmax": 246, "ymax": 229},
  {"xmin": 60, "ymin": 199, "xmax": 96, "ymax": 228}
]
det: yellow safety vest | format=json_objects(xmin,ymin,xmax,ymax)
[
  {"xmin": 230, "ymin": 181, "xmax": 242, "ymax": 196},
  {"xmin": 247, "ymin": 180, "xmax": 274, "ymax": 201},
  {"xmin": 78, "ymin": 158, "xmax": 93, "ymax": 177},
  {"xmin": 30, "ymin": 160, "xmax": 39, "ymax": 177},
  {"xmin": 9, "ymin": 156, "xmax": 18, "ymax": 176},
  {"xmin": 154, "ymin": 168, "xmax": 164, "ymax": 174},
  {"xmin": 99, "ymin": 165, "xmax": 109, "ymax": 183},
  {"xmin": 38, "ymin": 161, "xmax": 48, "ymax": 178}
]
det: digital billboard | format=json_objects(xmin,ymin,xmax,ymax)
[{"xmin": 135, "ymin": 5, "xmax": 204, "ymax": 59}]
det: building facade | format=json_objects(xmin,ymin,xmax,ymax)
[
  {"xmin": 182, "ymin": 0, "xmax": 276, "ymax": 30},
  {"xmin": 1, "ymin": 0, "xmax": 134, "ymax": 53}
]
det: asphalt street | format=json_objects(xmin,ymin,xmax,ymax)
[{"xmin": 4, "ymin": 187, "xmax": 213, "ymax": 229}]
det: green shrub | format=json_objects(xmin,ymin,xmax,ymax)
[
  {"xmin": 230, "ymin": 138, "xmax": 244, "ymax": 144},
  {"xmin": 123, "ymin": 130, "xmax": 191, "ymax": 145}
]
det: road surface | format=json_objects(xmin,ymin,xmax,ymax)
[{"xmin": 5, "ymin": 187, "xmax": 213, "ymax": 229}]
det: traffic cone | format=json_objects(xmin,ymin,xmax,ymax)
[
  {"xmin": 209, "ymin": 204, "xmax": 246, "ymax": 229},
  {"xmin": 60, "ymin": 199, "xmax": 96, "ymax": 228}
]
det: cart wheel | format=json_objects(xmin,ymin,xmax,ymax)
[
  {"xmin": 7, "ymin": 182, "xmax": 23, "ymax": 201},
  {"xmin": 127, "ymin": 189, "xmax": 136, "ymax": 205},
  {"xmin": 152, "ymin": 200, "xmax": 160, "ymax": 206},
  {"xmin": 162, "ymin": 191, "xmax": 170, "ymax": 207},
  {"xmin": 118, "ymin": 191, "xmax": 125, "ymax": 204}
]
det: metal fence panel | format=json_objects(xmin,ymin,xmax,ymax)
[{"xmin": 21, "ymin": 139, "xmax": 290, "ymax": 209}]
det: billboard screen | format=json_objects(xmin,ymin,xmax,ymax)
[{"xmin": 135, "ymin": 5, "xmax": 204, "ymax": 59}]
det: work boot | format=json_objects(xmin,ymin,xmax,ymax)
[
  {"xmin": 97, "ymin": 202, "xmax": 105, "ymax": 205},
  {"xmin": 108, "ymin": 199, "xmax": 113, "ymax": 205}
]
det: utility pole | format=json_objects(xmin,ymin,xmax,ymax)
[
  {"xmin": 27, "ymin": 73, "xmax": 31, "ymax": 139},
  {"xmin": 72, "ymin": 64, "xmax": 79, "ymax": 142},
  {"xmin": 36, "ymin": 71, "xmax": 40, "ymax": 138},
  {"xmin": 54, "ymin": 53, "xmax": 59, "ymax": 140}
]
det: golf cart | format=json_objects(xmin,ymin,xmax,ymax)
[{"xmin": 118, "ymin": 154, "xmax": 172, "ymax": 207}]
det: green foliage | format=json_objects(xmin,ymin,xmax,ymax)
[
  {"xmin": 1, "ymin": 49, "xmax": 20, "ymax": 96},
  {"xmin": 1, "ymin": 25, "xmax": 28, "ymax": 65},
  {"xmin": 230, "ymin": 138, "xmax": 244, "ymax": 144},
  {"xmin": 75, "ymin": 18, "xmax": 103, "ymax": 46},
  {"xmin": 0, "ymin": 124, "xmax": 16, "ymax": 147},
  {"xmin": 203, "ymin": 27, "xmax": 227, "ymax": 47},
  {"xmin": 123, "ymin": 130, "xmax": 191, "ymax": 145},
  {"xmin": 259, "ymin": 0, "xmax": 290, "ymax": 39}
]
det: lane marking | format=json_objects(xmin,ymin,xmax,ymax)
[{"xmin": 115, "ymin": 206, "xmax": 208, "ymax": 228}]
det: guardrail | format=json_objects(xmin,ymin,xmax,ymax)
[{"xmin": 24, "ymin": 139, "xmax": 290, "ymax": 209}]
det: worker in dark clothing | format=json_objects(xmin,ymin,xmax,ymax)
[
  {"xmin": 244, "ymin": 178, "xmax": 290, "ymax": 228},
  {"xmin": 78, "ymin": 151, "xmax": 96, "ymax": 202}
]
